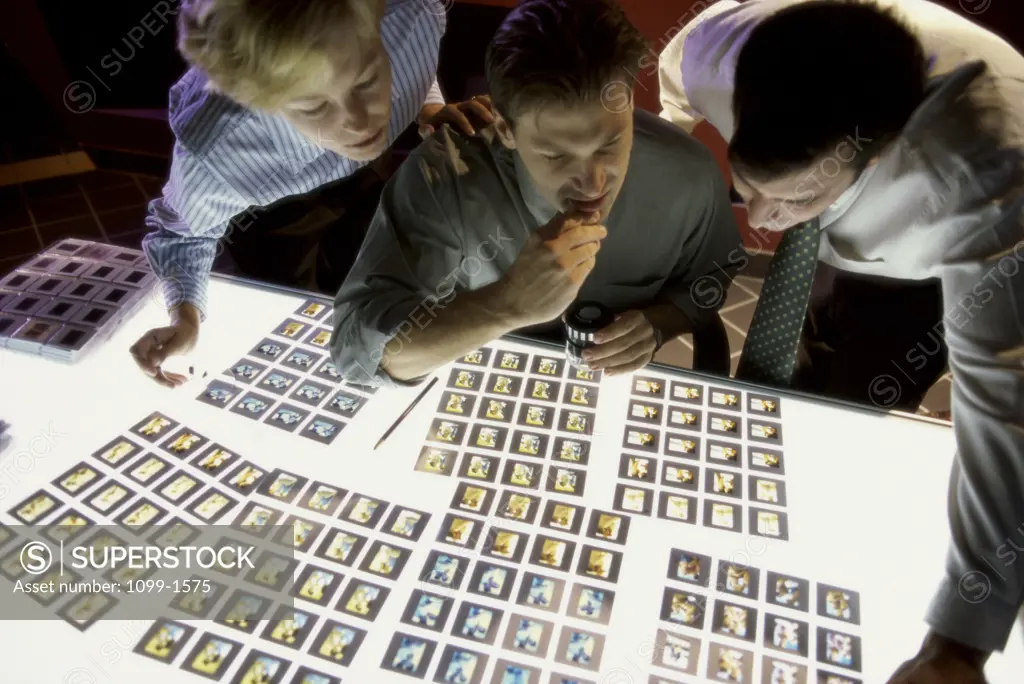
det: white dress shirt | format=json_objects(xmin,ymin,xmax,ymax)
[{"xmin": 659, "ymin": 0, "xmax": 1024, "ymax": 654}]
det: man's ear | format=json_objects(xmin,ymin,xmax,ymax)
[{"xmin": 493, "ymin": 112, "xmax": 516, "ymax": 150}]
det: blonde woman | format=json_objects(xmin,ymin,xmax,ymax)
[{"xmin": 131, "ymin": 0, "xmax": 491, "ymax": 386}]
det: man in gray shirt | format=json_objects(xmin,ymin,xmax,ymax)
[{"xmin": 331, "ymin": 0, "xmax": 743, "ymax": 386}]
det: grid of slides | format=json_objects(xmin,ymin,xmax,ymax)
[
  {"xmin": 196, "ymin": 297, "xmax": 377, "ymax": 445},
  {"xmin": 4, "ymin": 411, "xmax": 437, "ymax": 682},
  {"xmin": 0, "ymin": 238, "xmax": 156, "ymax": 361},
  {"xmin": 652, "ymin": 547, "xmax": 863, "ymax": 683},
  {"xmin": 417, "ymin": 346, "xmax": 603, "ymax": 498},
  {"xmin": 0, "ymin": 325, "xmax": 864, "ymax": 684},
  {"xmin": 619, "ymin": 374, "xmax": 789, "ymax": 539}
]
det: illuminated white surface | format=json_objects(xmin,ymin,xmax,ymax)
[{"xmin": 0, "ymin": 276, "xmax": 1021, "ymax": 684}]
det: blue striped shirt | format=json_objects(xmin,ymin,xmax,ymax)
[{"xmin": 142, "ymin": 0, "xmax": 447, "ymax": 318}]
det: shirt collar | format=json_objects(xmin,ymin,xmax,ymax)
[
  {"xmin": 822, "ymin": 61, "xmax": 986, "ymax": 221},
  {"xmin": 904, "ymin": 60, "xmax": 987, "ymax": 136},
  {"xmin": 825, "ymin": 163, "xmax": 876, "ymax": 215}
]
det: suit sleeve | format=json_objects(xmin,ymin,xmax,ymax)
[{"xmin": 925, "ymin": 193, "xmax": 1024, "ymax": 652}]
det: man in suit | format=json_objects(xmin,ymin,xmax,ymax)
[
  {"xmin": 128, "ymin": 0, "xmax": 492, "ymax": 387},
  {"xmin": 659, "ymin": 1, "xmax": 1024, "ymax": 681}
]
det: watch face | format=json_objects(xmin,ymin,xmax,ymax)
[{"xmin": 646, "ymin": 317, "xmax": 663, "ymax": 351}]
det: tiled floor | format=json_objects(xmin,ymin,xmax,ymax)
[
  {"xmin": 655, "ymin": 275, "xmax": 953, "ymax": 416},
  {"xmin": 0, "ymin": 170, "xmax": 160, "ymax": 274},
  {"xmin": 0, "ymin": 167, "xmax": 951, "ymax": 416}
]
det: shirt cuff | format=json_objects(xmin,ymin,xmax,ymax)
[
  {"xmin": 424, "ymin": 79, "xmax": 445, "ymax": 107},
  {"xmin": 926, "ymin": 574, "xmax": 1019, "ymax": 653},
  {"xmin": 159, "ymin": 273, "xmax": 209, "ymax": 323}
]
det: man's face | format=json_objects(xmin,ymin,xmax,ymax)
[
  {"xmin": 731, "ymin": 159, "xmax": 860, "ymax": 232},
  {"xmin": 279, "ymin": 26, "xmax": 392, "ymax": 161},
  {"xmin": 498, "ymin": 98, "xmax": 634, "ymax": 221}
]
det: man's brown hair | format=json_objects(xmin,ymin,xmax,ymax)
[{"xmin": 484, "ymin": 0, "xmax": 650, "ymax": 126}]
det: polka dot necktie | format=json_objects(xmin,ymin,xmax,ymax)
[{"xmin": 736, "ymin": 218, "xmax": 823, "ymax": 387}]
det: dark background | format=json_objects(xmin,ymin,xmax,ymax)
[
  {"xmin": 0, "ymin": 0, "xmax": 1014, "ymax": 407},
  {"xmin": 16, "ymin": 0, "xmax": 1024, "ymax": 111},
  {"xmin": 0, "ymin": 0, "xmax": 1021, "ymax": 253}
]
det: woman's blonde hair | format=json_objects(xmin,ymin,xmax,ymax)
[{"xmin": 178, "ymin": 0, "xmax": 380, "ymax": 110}]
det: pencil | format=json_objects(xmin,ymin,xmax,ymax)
[{"xmin": 374, "ymin": 376, "xmax": 439, "ymax": 450}]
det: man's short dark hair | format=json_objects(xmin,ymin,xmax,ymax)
[
  {"xmin": 485, "ymin": 0, "xmax": 650, "ymax": 126},
  {"xmin": 729, "ymin": 0, "xmax": 928, "ymax": 180}
]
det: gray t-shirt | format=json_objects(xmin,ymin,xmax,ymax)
[{"xmin": 331, "ymin": 109, "xmax": 744, "ymax": 383}]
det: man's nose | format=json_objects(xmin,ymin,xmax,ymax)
[
  {"xmin": 574, "ymin": 165, "xmax": 606, "ymax": 196},
  {"xmin": 746, "ymin": 198, "xmax": 775, "ymax": 229}
]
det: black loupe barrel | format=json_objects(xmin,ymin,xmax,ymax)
[{"xmin": 564, "ymin": 301, "xmax": 614, "ymax": 369}]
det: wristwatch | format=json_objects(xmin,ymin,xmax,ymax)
[{"xmin": 644, "ymin": 313, "xmax": 665, "ymax": 352}]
